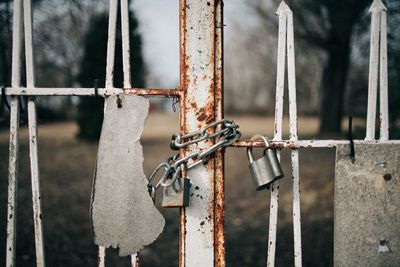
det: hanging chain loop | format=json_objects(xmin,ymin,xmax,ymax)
[{"xmin": 147, "ymin": 119, "xmax": 241, "ymax": 195}]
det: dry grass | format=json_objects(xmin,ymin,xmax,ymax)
[{"xmin": 0, "ymin": 114, "xmax": 335, "ymax": 266}]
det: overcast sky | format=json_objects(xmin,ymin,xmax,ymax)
[{"xmin": 132, "ymin": 0, "xmax": 247, "ymax": 88}]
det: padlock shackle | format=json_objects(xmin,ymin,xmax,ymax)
[
  {"xmin": 160, "ymin": 165, "xmax": 182, "ymax": 188},
  {"xmin": 247, "ymin": 134, "xmax": 272, "ymax": 163},
  {"xmin": 250, "ymin": 134, "xmax": 271, "ymax": 147}
]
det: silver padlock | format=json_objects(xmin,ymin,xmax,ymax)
[
  {"xmin": 247, "ymin": 135, "xmax": 284, "ymax": 190},
  {"xmin": 161, "ymin": 175, "xmax": 191, "ymax": 208}
]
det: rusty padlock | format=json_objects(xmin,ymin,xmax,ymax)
[
  {"xmin": 247, "ymin": 134, "xmax": 284, "ymax": 190},
  {"xmin": 161, "ymin": 167, "xmax": 191, "ymax": 208}
]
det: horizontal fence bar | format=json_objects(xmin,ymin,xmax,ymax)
[
  {"xmin": 4, "ymin": 87, "xmax": 179, "ymax": 97},
  {"xmin": 233, "ymin": 139, "xmax": 400, "ymax": 148}
]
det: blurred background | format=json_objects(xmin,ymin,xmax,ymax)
[{"xmin": 0, "ymin": 0, "xmax": 399, "ymax": 266}]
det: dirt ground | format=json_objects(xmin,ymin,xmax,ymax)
[{"xmin": 0, "ymin": 114, "xmax": 336, "ymax": 266}]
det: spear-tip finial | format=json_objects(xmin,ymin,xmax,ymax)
[
  {"xmin": 276, "ymin": 0, "xmax": 292, "ymax": 16},
  {"xmin": 369, "ymin": 0, "xmax": 387, "ymax": 13}
]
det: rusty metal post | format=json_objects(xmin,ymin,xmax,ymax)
[
  {"xmin": 179, "ymin": 0, "xmax": 224, "ymax": 266},
  {"xmin": 214, "ymin": 1, "xmax": 225, "ymax": 266}
]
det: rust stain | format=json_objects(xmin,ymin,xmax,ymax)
[
  {"xmin": 214, "ymin": 0, "xmax": 225, "ymax": 265},
  {"xmin": 126, "ymin": 88, "xmax": 179, "ymax": 97},
  {"xmin": 190, "ymin": 102, "xmax": 197, "ymax": 109},
  {"xmin": 136, "ymin": 256, "xmax": 140, "ymax": 267},
  {"xmin": 197, "ymin": 113, "xmax": 207, "ymax": 121},
  {"xmin": 196, "ymin": 107, "xmax": 208, "ymax": 121}
]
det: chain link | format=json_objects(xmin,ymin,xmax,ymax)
[{"xmin": 147, "ymin": 119, "xmax": 241, "ymax": 196}]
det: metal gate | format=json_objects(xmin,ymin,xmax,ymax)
[{"xmin": 3, "ymin": 0, "xmax": 400, "ymax": 266}]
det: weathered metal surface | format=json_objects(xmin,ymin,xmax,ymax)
[
  {"xmin": 233, "ymin": 139, "xmax": 400, "ymax": 148},
  {"xmin": 286, "ymin": 5, "xmax": 302, "ymax": 266},
  {"xmin": 120, "ymin": 0, "xmax": 140, "ymax": 262},
  {"xmin": 91, "ymin": 95, "xmax": 165, "ymax": 256},
  {"xmin": 178, "ymin": 0, "xmax": 187, "ymax": 264},
  {"xmin": 6, "ymin": 0, "xmax": 22, "ymax": 266},
  {"xmin": 96, "ymin": 0, "xmax": 118, "ymax": 262},
  {"xmin": 4, "ymin": 87, "xmax": 179, "ymax": 97},
  {"xmin": 366, "ymin": 0, "xmax": 387, "ymax": 141},
  {"xmin": 4, "ymin": 0, "xmax": 400, "ymax": 266},
  {"xmin": 161, "ymin": 177, "xmax": 191, "ymax": 207},
  {"xmin": 379, "ymin": 9, "xmax": 388, "ymax": 141},
  {"xmin": 105, "ymin": 0, "xmax": 118, "ymax": 89},
  {"xmin": 268, "ymin": 3, "xmax": 303, "ymax": 266},
  {"xmin": 214, "ymin": 0, "xmax": 225, "ymax": 266},
  {"xmin": 98, "ymin": 246, "xmax": 105, "ymax": 267},
  {"xmin": 334, "ymin": 143, "xmax": 400, "ymax": 266},
  {"xmin": 121, "ymin": 0, "xmax": 131, "ymax": 89},
  {"xmin": 28, "ymin": 99, "xmax": 46, "ymax": 267},
  {"xmin": 24, "ymin": 0, "xmax": 46, "ymax": 265},
  {"xmin": 180, "ymin": 0, "xmax": 216, "ymax": 266},
  {"xmin": 131, "ymin": 256, "xmax": 140, "ymax": 267},
  {"xmin": 267, "ymin": 2, "xmax": 288, "ymax": 265},
  {"xmin": 6, "ymin": 97, "xmax": 20, "ymax": 267}
]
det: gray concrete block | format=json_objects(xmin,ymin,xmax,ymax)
[
  {"xmin": 91, "ymin": 95, "xmax": 165, "ymax": 256},
  {"xmin": 335, "ymin": 143, "xmax": 400, "ymax": 267}
]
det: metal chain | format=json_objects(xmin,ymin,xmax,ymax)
[{"xmin": 147, "ymin": 119, "xmax": 241, "ymax": 197}]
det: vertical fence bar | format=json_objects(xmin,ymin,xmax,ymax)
[
  {"xmin": 6, "ymin": 97, "xmax": 20, "ymax": 267},
  {"xmin": 120, "ymin": 0, "xmax": 131, "ymax": 89},
  {"xmin": 97, "ymin": 1, "xmax": 118, "ymax": 264},
  {"xmin": 98, "ymin": 248, "xmax": 106, "ymax": 267},
  {"xmin": 366, "ymin": 0, "xmax": 386, "ymax": 141},
  {"xmin": 214, "ymin": 1, "xmax": 225, "ymax": 266},
  {"xmin": 27, "ymin": 99, "xmax": 45, "ymax": 267},
  {"xmin": 181, "ymin": 1, "xmax": 216, "ymax": 266},
  {"xmin": 178, "ymin": 0, "xmax": 187, "ymax": 266},
  {"xmin": 286, "ymin": 8, "xmax": 302, "ymax": 267},
  {"xmin": 120, "ymin": 0, "xmax": 140, "ymax": 265},
  {"xmin": 267, "ymin": 2, "xmax": 287, "ymax": 266},
  {"xmin": 24, "ymin": 0, "xmax": 46, "ymax": 265},
  {"xmin": 273, "ymin": 4, "xmax": 286, "ymax": 141},
  {"xmin": 6, "ymin": 0, "xmax": 22, "ymax": 266},
  {"xmin": 105, "ymin": 0, "xmax": 118, "ymax": 89},
  {"xmin": 379, "ymin": 10, "xmax": 389, "ymax": 141}
]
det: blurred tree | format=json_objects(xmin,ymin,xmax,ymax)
[
  {"xmin": 76, "ymin": 2, "xmax": 145, "ymax": 141},
  {"xmin": 251, "ymin": 0, "xmax": 370, "ymax": 133}
]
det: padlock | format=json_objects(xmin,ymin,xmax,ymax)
[
  {"xmin": 161, "ymin": 176, "xmax": 191, "ymax": 207},
  {"xmin": 247, "ymin": 134, "xmax": 284, "ymax": 190}
]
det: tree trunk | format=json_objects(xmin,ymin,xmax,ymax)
[{"xmin": 319, "ymin": 40, "xmax": 351, "ymax": 134}]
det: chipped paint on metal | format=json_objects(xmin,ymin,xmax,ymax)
[
  {"xmin": 24, "ymin": 0, "xmax": 46, "ymax": 265},
  {"xmin": 27, "ymin": 99, "xmax": 46, "ymax": 267},
  {"xmin": 233, "ymin": 139, "xmax": 400, "ymax": 148},
  {"xmin": 98, "ymin": 246, "xmax": 106, "ymax": 267},
  {"xmin": 6, "ymin": 0, "xmax": 22, "ymax": 266},
  {"xmin": 4, "ymin": 1, "xmax": 398, "ymax": 266},
  {"xmin": 286, "ymin": 7, "xmax": 302, "ymax": 267},
  {"xmin": 6, "ymin": 97, "xmax": 20, "ymax": 267},
  {"xmin": 214, "ymin": 0, "xmax": 226, "ymax": 266},
  {"xmin": 267, "ymin": 2, "xmax": 288, "ymax": 265},
  {"xmin": 179, "ymin": 1, "xmax": 188, "ymax": 266},
  {"xmin": 4, "ymin": 87, "xmax": 179, "ymax": 97},
  {"xmin": 181, "ymin": 1, "xmax": 216, "ymax": 266},
  {"xmin": 366, "ymin": 0, "xmax": 387, "ymax": 141},
  {"xmin": 379, "ymin": 10, "xmax": 389, "ymax": 141},
  {"xmin": 120, "ymin": 0, "xmax": 141, "ymax": 263},
  {"xmin": 121, "ymin": 0, "xmax": 132, "ymax": 89},
  {"xmin": 105, "ymin": 0, "xmax": 118, "ymax": 89}
]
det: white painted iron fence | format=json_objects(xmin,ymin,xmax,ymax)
[{"xmin": 3, "ymin": 0, "xmax": 399, "ymax": 266}]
